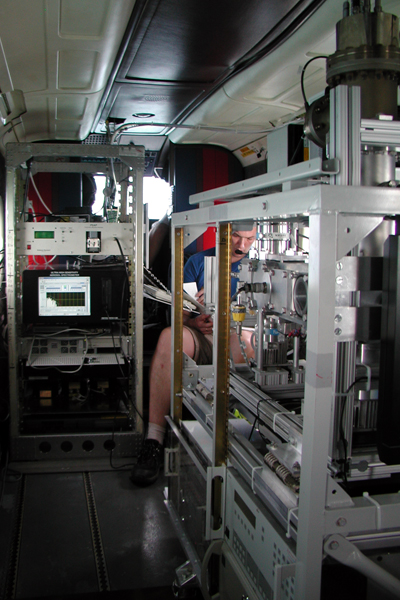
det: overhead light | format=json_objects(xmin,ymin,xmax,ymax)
[{"xmin": 132, "ymin": 112, "xmax": 155, "ymax": 119}]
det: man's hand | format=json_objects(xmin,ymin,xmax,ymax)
[
  {"xmin": 195, "ymin": 288, "xmax": 205, "ymax": 305},
  {"xmin": 188, "ymin": 313, "xmax": 213, "ymax": 335}
]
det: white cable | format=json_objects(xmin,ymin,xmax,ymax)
[
  {"xmin": 30, "ymin": 336, "xmax": 89, "ymax": 374},
  {"xmin": 363, "ymin": 491, "xmax": 382, "ymax": 530},
  {"xmin": 27, "ymin": 335, "xmax": 35, "ymax": 366},
  {"xmin": 29, "ymin": 173, "xmax": 52, "ymax": 214},
  {"xmin": 286, "ymin": 507, "xmax": 298, "ymax": 539},
  {"xmin": 34, "ymin": 327, "xmax": 104, "ymax": 338},
  {"xmin": 109, "ymin": 117, "xmax": 303, "ymax": 144},
  {"xmin": 41, "ymin": 255, "xmax": 56, "ymax": 269},
  {"xmin": 251, "ymin": 465, "xmax": 263, "ymax": 493},
  {"xmin": 54, "ymin": 337, "xmax": 89, "ymax": 374},
  {"xmin": 273, "ymin": 410, "xmax": 295, "ymax": 433}
]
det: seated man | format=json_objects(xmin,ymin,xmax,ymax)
[{"xmin": 130, "ymin": 224, "xmax": 257, "ymax": 486}]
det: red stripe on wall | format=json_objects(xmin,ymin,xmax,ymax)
[
  {"xmin": 28, "ymin": 173, "xmax": 53, "ymax": 266},
  {"xmin": 200, "ymin": 148, "xmax": 229, "ymax": 251}
]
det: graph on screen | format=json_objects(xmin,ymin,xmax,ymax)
[{"xmin": 38, "ymin": 276, "xmax": 90, "ymax": 317}]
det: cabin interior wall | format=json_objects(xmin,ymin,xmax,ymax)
[{"xmin": 172, "ymin": 143, "xmax": 243, "ymax": 255}]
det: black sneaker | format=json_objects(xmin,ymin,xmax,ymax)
[{"xmin": 130, "ymin": 439, "xmax": 163, "ymax": 486}]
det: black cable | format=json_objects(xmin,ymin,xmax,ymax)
[
  {"xmin": 111, "ymin": 237, "xmax": 143, "ymax": 420},
  {"xmin": 248, "ymin": 398, "xmax": 263, "ymax": 441},
  {"xmin": 301, "ymin": 55, "xmax": 328, "ymax": 109},
  {"xmin": 103, "ymin": 307, "xmax": 143, "ymax": 471},
  {"xmin": 114, "ymin": 237, "xmax": 130, "ymax": 283},
  {"xmin": 0, "ymin": 449, "xmax": 9, "ymax": 508},
  {"xmin": 108, "ymin": 400, "xmax": 135, "ymax": 471},
  {"xmin": 339, "ymin": 376, "xmax": 379, "ymax": 483},
  {"xmin": 0, "ymin": 450, "xmax": 22, "ymax": 509},
  {"xmin": 106, "ymin": 236, "xmax": 145, "ymax": 468},
  {"xmin": 19, "ymin": 158, "xmax": 32, "ymax": 220},
  {"xmin": 103, "ymin": 306, "xmax": 143, "ymax": 422},
  {"xmin": 289, "ymin": 134, "xmax": 305, "ymax": 166},
  {"xmin": 231, "ymin": 285, "xmax": 246, "ymax": 303}
]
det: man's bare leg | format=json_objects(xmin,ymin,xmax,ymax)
[
  {"xmin": 148, "ymin": 326, "xmax": 196, "ymax": 429},
  {"xmin": 229, "ymin": 329, "xmax": 255, "ymax": 364},
  {"xmin": 131, "ymin": 326, "xmax": 196, "ymax": 486},
  {"xmin": 131, "ymin": 324, "xmax": 253, "ymax": 486},
  {"xmin": 149, "ymin": 327, "xmax": 253, "ymax": 430}
]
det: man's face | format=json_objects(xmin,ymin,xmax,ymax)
[{"xmin": 231, "ymin": 227, "xmax": 257, "ymax": 263}]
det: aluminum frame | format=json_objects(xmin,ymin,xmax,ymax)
[
  {"xmin": 169, "ymin": 180, "xmax": 400, "ymax": 599},
  {"xmin": 6, "ymin": 142, "xmax": 145, "ymax": 464}
]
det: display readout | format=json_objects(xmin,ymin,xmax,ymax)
[
  {"xmin": 34, "ymin": 231, "xmax": 55, "ymax": 239},
  {"xmin": 38, "ymin": 276, "xmax": 91, "ymax": 317}
]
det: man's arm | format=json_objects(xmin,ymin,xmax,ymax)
[
  {"xmin": 148, "ymin": 212, "xmax": 169, "ymax": 267},
  {"xmin": 183, "ymin": 287, "xmax": 213, "ymax": 334},
  {"xmin": 184, "ymin": 311, "xmax": 213, "ymax": 335}
]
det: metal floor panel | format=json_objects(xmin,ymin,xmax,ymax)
[
  {"xmin": 91, "ymin": 472, "xmax": 186, "ymax": 590},
  {"xmin": 17, "ymin": 472, "xmax": 99, "ymax": 598},
  {"xmin": 0, "ymin": 470, "xmax": 187, "ymax": 599}
]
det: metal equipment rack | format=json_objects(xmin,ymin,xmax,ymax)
[
  {"xmin": 6, "ymin": 142, "xmax": 145, "ymax": 468},
  {"xmin": 165, "ymin": 86, "xmax": 400, "ymax": 599}
]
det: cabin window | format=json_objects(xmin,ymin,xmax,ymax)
[{"xmin": 144, "ymin": 176, "xmax": 172, "ymax": 220}]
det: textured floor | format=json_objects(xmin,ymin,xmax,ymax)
[{"xmin": 0, "ymin": 468, "xmax": 188, "ymax": 599}]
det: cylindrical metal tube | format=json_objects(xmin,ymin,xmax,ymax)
[
  {"xmin": 256, "ymin": 308, "xmax": 264, "ymax": 370},
  {"xmin": 361, "ymin": 146, "xmax": 396, "ymax": 186},
  {"xmin": 293, "ymin": 336, "xmax": 300, "ymax": 370},
  {"xmin": 327, "ymin": 10, "xmax": 400, "ymax": 120}
]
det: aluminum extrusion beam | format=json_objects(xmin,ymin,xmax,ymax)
[
  {"xmin": 5, "ymin": 142, "xmax": 145, "ymax": 167},
  {"xmin": 229, "ymin": 373, "xmax": 303, "ymax": 448},
  {"xmin": 172, "ymin": 185, "xmax": 400, "ymax": 231},
  {"xmin": 361, "ymin": 118, "xmax": 400, "ymax": 146},
  {"xmin": 213, "ymin": 223, "xmax": 231, "ymax": 467},
  {"xmin": 171, "ymin": 228, "xmax": 185, "ymax": 425},
  {"xmin": 294, "ymin": 212, "xmax": 337, "ymax": 600},
  {"xmin": 325, "ymin": 535, "xmax": 400, "ymax": 597},
  {"xmin": 188, "ymin": 158, "xmax": 338, "ymax": 205}
]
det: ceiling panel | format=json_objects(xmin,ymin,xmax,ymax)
[
  {"xmin": 105, "ymin": 81, "xmax": 207, "ymax": 133},
  {"xmin": 122, "ymin": 0, "xmax": 303, "ymax": 83},
  {"xmin": 0, "ymin": 0, "xmax": 136, "ymax": 149},
  {"xmin": 169, "ymin": 0, "xmax": 344, "ymax": 150},
  {"xmin": 96, "ymin": 0, "xmax": 326, "ymax": 139},
  {"xmin": 59, "ymin": 0, "xmax": 110, "ymax": 38}
]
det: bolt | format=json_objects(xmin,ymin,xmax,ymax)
[
  {"xmin": 336, "ymin": 262, "xmax": 343, "ymax": 270},
  {"xmin": 334, "ymin": 328, "xmax": 342, "ymax": 336},
  {"xmin": 336, "ymin": 517, "xmax": 347, "ymax": 527},
  {"xmin": 334, "ymin": 314, "xmax": 342, "ymax": 323},
  {"xmin": 336, "ymin": 276, "xmax": 343, "ymax": 285},
  {"xmin": 329, "ymin": 540, "xmax": 339, "ymax": 550}
]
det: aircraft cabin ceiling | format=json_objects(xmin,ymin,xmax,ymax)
[{"xmin": 0, "ymin": 0, "xmax": 399, "ymax": 164}]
